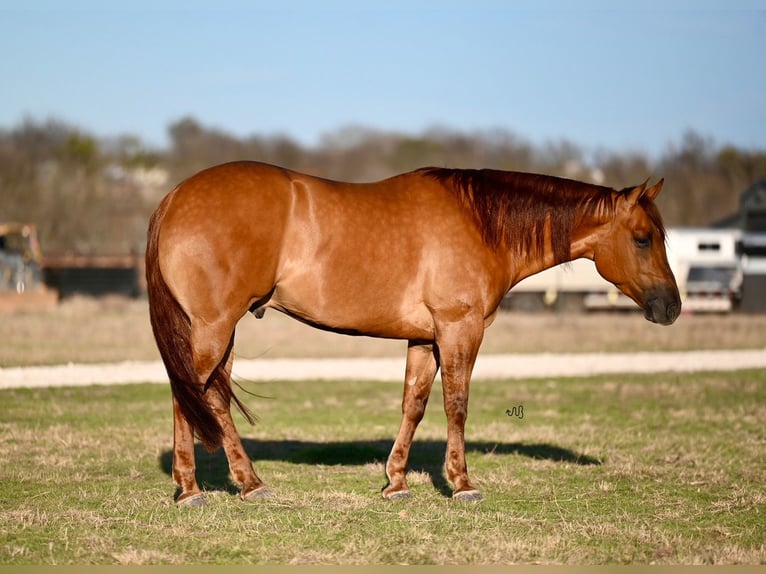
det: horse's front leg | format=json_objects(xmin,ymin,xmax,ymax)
[
  {"xmin": 435, "ymin": 314, "xmax": 484, "ymax": 502},
  {"xmin": 383, "ymin": 341, "xmax": 439, "ymax": 499}
]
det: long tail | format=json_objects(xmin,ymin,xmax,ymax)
[{"xmin": 145, "ymin": 196, "xmax": 253, "ymax": 451}]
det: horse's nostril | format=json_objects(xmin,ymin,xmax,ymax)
[
  {"xmin": 658, "ymin": 298, "xmax": 681, "ymax": 325},
  {"xmin": 668, "ymin": 302, "xmax": 680, "ymax": 318},
  {"xmin": 644, "ymin": 295, "xmax": 681, "ymax": 325}
]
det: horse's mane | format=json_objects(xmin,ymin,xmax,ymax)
[{"xmin": 420, "ymin": 167, "xmax": 665, "ymax": 264}]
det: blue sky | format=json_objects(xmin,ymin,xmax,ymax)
[{"xmin": 1, "ymin": 1, "xmax": 764, "ymax": 158}]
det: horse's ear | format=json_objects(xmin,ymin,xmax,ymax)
[
  {"xmin": 626, "ymin": 179, "xmax": 649, "ymax": 205},
  {"xmin": 643, "ymin": 178, "xmax": 664, "ymax": 201},
  {"xmin": 626, "ymin": 178, "xmax": 663, "ymax": 205}
]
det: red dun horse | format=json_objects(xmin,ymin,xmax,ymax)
[{"xmin": 146, "ymin": 161, "xmax": 680, "ymax": 506}]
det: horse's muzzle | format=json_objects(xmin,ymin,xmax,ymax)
[{"xmin": 643, "ymin": 288, "xmax": 682, "ymax": 325}]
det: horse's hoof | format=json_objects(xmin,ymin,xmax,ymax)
[
  {"xmin": 453, "ymin": 489, "xmax": 483, "ymax": 502},
  {"xmin": 177, "ymin": 493, "xmax": 206, "ymax": 508},
  {"xmin": 383, "ymin": 489, "xmax": 412, "ymax": 501},
  {"xmin": 242, "ymin": 485, "xmax": 272, "ymax": 501}
]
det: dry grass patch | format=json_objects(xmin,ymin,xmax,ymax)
[{"xmin": 2, "ymin": 295, "xmax": 766, "ymax": 367}]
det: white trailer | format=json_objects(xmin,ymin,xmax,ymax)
[{"xmin": 504, "ymin": 227, "xmax": 742, "ymax": 313}]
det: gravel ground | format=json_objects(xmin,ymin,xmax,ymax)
[{"xmin": 1, "ymin": 349, "xmax": 765, "ymax": 389}]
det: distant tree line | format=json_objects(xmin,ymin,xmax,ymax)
[{"xmin": 2, "ymin": 116, "xmax": 765, "ymax": 256}]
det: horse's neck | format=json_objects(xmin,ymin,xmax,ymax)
[{"xmin": 507, "ymin": 216, "xmax": 602, "ymax": 286}]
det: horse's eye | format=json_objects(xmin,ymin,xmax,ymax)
[{"xmin": 634, "ymin": 236, "xmax": 651, "ymax": 249}]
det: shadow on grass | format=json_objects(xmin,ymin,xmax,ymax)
[{"xmin": 159, "ymin": 439, "xmax": 601, "ymax": 499}]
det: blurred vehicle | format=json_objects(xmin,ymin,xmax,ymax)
[{"xmin": 0, "ymin": 222, "xmax": 58, "ymax": 312}]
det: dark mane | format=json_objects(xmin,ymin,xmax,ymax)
[{"xmin": 420, "ymin": 167, "xmax": 663, "ymax": 264}]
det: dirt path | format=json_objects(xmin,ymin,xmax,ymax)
[{"xmin": 1, "ymin": 349, "xmax": 765, "ymax": 389}]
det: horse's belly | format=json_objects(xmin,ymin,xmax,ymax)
[{"xmin": 266, "ymin": 283, "xmax": 435, "ymax": 341}]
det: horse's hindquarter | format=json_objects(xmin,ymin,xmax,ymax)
[
  {"xmin": 269, "ymin": 171, "xmax": 505, "ymax": 340},
  {"xmin": 157, "ymin": 163, "xmax": 294, "ymax": 319}
]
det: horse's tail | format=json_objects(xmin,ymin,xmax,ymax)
[{"xmin": 146, "ymin": 196, "xmax": 251, "ymax": 451}]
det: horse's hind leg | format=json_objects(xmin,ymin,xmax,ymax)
[
  {"xmin": 172, "ymin": 397, "xmax": 205, "ymax": 506},
  {"xmin": 175, "ymin": 315, "xmax": 268, "ymax": 505},
  {"xmin": 171, "ymin": 316, "xmax": 234, "ymax": 507},
  {"xmin": 383, "ymin": 341, "xmax": 439, "ymax": 499},
  {"xmin": 191, "ymin": 317, "xmax": 269, "ymax": 501},
  {"xmin": 210, "ymin": 350, "xmax": 270, "ymax": 501}
]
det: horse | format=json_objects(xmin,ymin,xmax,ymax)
[{"xmin": 145, "ymin": 161, "xmax": 680, "ymax": 506}]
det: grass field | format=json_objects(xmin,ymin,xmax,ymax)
[{"xmin": 1, "ymin": 370, "xmax": 764, "ymax": 564}]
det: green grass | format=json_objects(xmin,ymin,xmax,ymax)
[{"xmin": 1, "ymin": 371, "xmax": 765, "ymax": 564}]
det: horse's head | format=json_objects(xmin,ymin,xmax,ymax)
[{"xmin": 592, "ymin": 179, "xmax": 681, "ymax": 325}]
